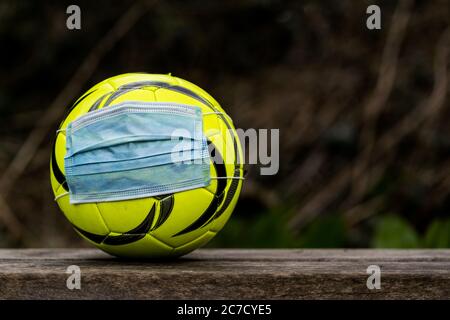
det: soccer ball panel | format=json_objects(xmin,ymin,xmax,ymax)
[
  {"xmin": 154, "ymin": 88, "xmax": 221, "ymax": 134},
  {"xmin": 173, "ymin": 76, "xmax": 223, "ymax": 112},
  {"xmin": 149, "ymin": 187, "xmax": 214, "ymax": 248},
  {"xmin": 173, "ymin": 230, "xmax": 217, "ymax": 257},
  {"xmin": 49, "ymin": 156, "xmax": 62, "ymax": 194},
  {"xmin": 98, "ymin": 88, "xmax": 157, "ymax": 109},
  {"xmin": 57, "ymin": 196, "xmax": 109, "ymax": 235},
  {"xmin": 97, "ymin": 198, "xmax": 157, "ymax": 234},
  {"xmin": 106, "ymin": 73, "xmax": 178, "ymax": 89},
  {"xmin": 54, "ymin": 133, "xmax": 66, "ymax": 176},
  {"xmin": 96, "ymin": 234, "xmax": 174, "ymax": 259},
  {"xmin": 59, "ymin": 83, "xmax": 114, "ymax": 131},
  {"xmin": 210, "ymin": 172, "xmax": 243, "ymax": 232}
]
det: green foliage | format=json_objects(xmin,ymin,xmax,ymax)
[
  {"xmin": 373, "ymin": 215, "xmax": 450, "ymax": 248},
  {"xmin": 208, "ymin": 209, "xmax": 348, "ymax": 248},
  {"xmin": 372, "ymin": 215, "xmax": 420, "ymax": 248},
  {"xmin": 210, "ymin": 210, "xmax": 450, "ymax": 249},
  {"xmin": 424, "ymin": 218, "xmax": 450, "ymax": 248},
  {"xmin": 297, "ymin": 214, "xmax": 347, "ymax": 248},
  {"xmin": 208, "ymin": 207, "xmax": 299, "ymax": 248}
]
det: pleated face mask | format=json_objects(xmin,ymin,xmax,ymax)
[{"xmin": 62, "ymin": 102, "xmax": 211, "ymax": 204}]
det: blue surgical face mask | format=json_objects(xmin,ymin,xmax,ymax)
[{"xmin": 59, "ymin": 102, "xmax": 211, "ymax": 204}]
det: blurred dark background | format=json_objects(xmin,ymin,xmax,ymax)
[{"xmin": 0, "ymin": 0, "xmax": 449, "ymax": 248}]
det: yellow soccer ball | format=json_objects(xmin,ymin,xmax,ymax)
[{"xmin": 50, "ymin": 73, "xmax": 243, "ymax": 258}]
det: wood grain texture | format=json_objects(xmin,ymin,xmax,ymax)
[{"xmin": 0, "ymin": 249, "xmax": 449, "ymax": 299}]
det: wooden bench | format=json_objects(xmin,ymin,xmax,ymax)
[{"xmin": 0, "ymin": 249, "xmax": 449, "ymax": 299}]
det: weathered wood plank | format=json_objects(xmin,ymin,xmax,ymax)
[{"xmin": 0, "ymin": 249, "xmax": 449, "ymax": 299}]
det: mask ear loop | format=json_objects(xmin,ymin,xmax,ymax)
[
  {"xmin": 54, "ymin": 191, "xmax": 69, "ymax": 201},
  {"xmin": 211, "ymin": 176, "xmax": 244, "ymax": 180},
  {"xmin": 54, "ymin": 128, "xmax": 69, "ymax": 202}
]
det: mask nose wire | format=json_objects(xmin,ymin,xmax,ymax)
[{"xmin": 55, "ymin": 112, "xmax": 231, "ymax": 132}]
